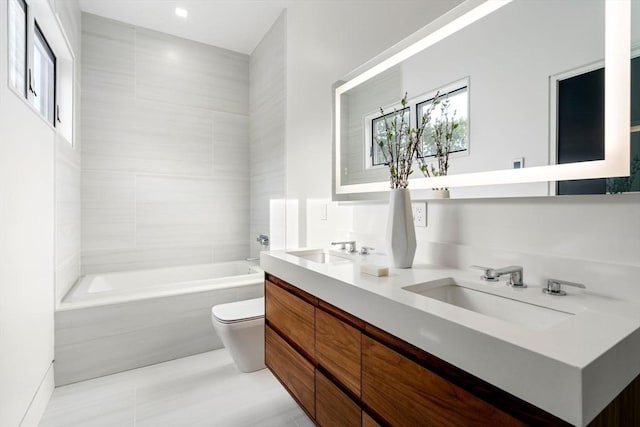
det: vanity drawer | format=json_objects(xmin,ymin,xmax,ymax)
[
  {"xmin": 316, "ymin": 370, "xmax": 361, "ymax": 427},
  {"xmin": 265, "ymin": 325, "xmax": 315, "ymax": 418},
  {"xmin": 316, "ymin": 304, "xmax": 362, "ymax": 397},
  {"xmin": 265, "ymin": 278, "xmax": 315, "ymax": 359},
  {"xmin": 361, "ymin": 335, "xmax": 524, "ymax": 427},
  {"xmin": 362, "ymin": 412, "xmax": 381, "ymax": 427}
]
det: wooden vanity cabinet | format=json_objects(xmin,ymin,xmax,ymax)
[
  {"xmin": 361, "ymin": 335, "xmax": 524, "ymax": 427},
  {"xmin": 265, "ymin": 276, "xmax": 316, "ymax": 360},
  {"xmin": 316, "ymin": 370, "xmax": 361, "ymax": 427},
  {"xmin": 315, "ymin": 301, "xmax": 363, "ymax": 397},
  {"xmin": 265, "ymin": 326, "xmax": 315, "ymax": 417},
  {"xmin": 264, "ymin": 273, "xmax": 582, "ymax": 427}
]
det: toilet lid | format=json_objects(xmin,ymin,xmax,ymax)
[{"xmin": 212, "ymin": 297, "xmax": 264, "ymax": 324}]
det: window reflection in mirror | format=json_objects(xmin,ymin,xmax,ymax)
[{"xmin": 556, "ymin": 56, "xmax": 640, "ymax": 195}]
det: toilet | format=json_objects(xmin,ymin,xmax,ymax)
[{"xmin": 211, "ymin": 297, "xmax": 265, "ymax": 372}]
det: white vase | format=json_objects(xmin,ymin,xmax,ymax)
[{"xmin": 386, "ymin": 188, "xmax": 417, "ymax": 268}]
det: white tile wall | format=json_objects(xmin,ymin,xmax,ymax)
[
  {"xmin": 81, "ymin": 172, "xmax": 135, "ymax": 251},
  {"xmin": 81, "ymin": 14, "xmax": 251, "ymax": 274},
  {"xmin": 81, "ymin": 14, "xmax": 136, "ymax": 98},
  {"xmin": 135, "ymin": 28, "xmax": 250, "ymax": 115},
  {"xmin": 81, "ymin": 246, "xmax": 215, "ymax": 275},
  {"xmin": 54, "ymin": 0, "xmax": 82, "ymax": 306},
  {"xmin": 249, "ymin": 12, "xmax": 287, "ymax": 257},
  {"xmin": 335, "ymin": 195, "xmax": 640, "ymax": 302},
  {"xmin": 56, "ymin": 137, "xmax": 82, "ymax": 303}
]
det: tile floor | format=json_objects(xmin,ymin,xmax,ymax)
[{"xmin": 40, "ymin": 349, "xmax": 313, "ymax": 427}]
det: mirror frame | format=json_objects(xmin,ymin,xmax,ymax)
[{"xmin": 333, "ymin": 0, "xmax": 630, "ymax": 201}]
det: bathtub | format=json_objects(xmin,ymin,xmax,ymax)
[{"xmin": 55, "ymin": 261, "xmax": 264, "ymax": 386}]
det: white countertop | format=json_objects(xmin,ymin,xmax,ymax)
[{"xmin": 261, "ymin": 249, "xmax": 640, "ymax": 426}]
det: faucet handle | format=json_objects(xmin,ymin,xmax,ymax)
[
  {"xmin": 543, "ymin": 278, "xmax": 586, "ymax": 296},
  {"xmin": 471, "ymin": 265, "xmax": 499, "ymax": 282},
  {"xmin": 359, "ymin": 246, "xmax": 374, "ymax": 255},
  {"xmin": 331, "ymin": 241, "xmax": 356, "ymax": 252}
]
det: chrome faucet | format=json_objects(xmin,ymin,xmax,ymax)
[
  {"xmin": 543, "ymin": 278, "xmax": 586, "ymax": 296},
  {"xmin": 331, "ymin": 240, "xmax": 356, "ymax": 253},
  {"xmin": 472, "ymin": 265, "xmax": 526, "ymax": 288},
  {"xmin": 359, "ymin": 246, "xmax": 374, "ymax": 255},
  {"xmin": 256, "ymin": 234, "xmax": 270, "ymax": 248}
]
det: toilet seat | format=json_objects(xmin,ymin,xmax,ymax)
[{"xmin": 212, "ymin": 297, "xmax": 264, "ymax": 324}]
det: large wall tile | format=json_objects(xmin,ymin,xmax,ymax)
[
  {"xmin": 81, "ymin": 246, "xmax": 214, "ymax": 275},
  {"xmin": 82, "ymin": 172, "xmax": 135, "ymax": 251},
  {"xmin": 56, "ymin": 134, "xmax": 82, "ymax": 306},
  {"xmin": 81, "ymin": 14, "xmax": 251, "ymax": 273},
  {"xmin": 82, "ymin": 13, "xmax": 135, "ymax": 97},
  {"xmin": 135, "ymin": 28, "xmax": 249, "ymax": 114},
  {"xmin": 135, "ymin": 176, "xmax": 248, "ymax": 248},
  {"xmin": 212, "ymin": 112, "xmax": 249, "ymax": 179},
  {"xmin": 82, "ymin": 96, "xmax": 213, "ymax": 176},
  {"xmin": 249, "ymin": 13, "xmax": 286, "ymax": 257},
  {"xmin": 55, "ymin": 255, "xmax": 80, "ymax": 304}
]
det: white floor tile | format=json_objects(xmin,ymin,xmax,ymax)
[{"xmin": 40, "ymin": 349, "xmax": 311, "ymax": 427}]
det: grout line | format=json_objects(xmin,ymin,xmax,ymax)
[{"xmin": 134, "ymin": 174, "xmax": 137, "ymax": 248}]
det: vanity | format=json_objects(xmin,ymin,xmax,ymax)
[{"xmin": 261, "ymin": 250, "xmax": 640, "ymax": 426}]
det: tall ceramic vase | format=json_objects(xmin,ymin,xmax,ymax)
[{"xmin": 386, "ymin": 188, "xmax": 416, "ymax": 268}]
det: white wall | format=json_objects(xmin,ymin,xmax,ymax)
[
  {"xmin": 284, "ymin": 1, "xmax": 640, "ymax": 300},
  {"xmin": 283, "ymin": 0, "xmax": 463, "ymax": 246},
  {"xmin": 54, "ymin": 0, "xmax": 82, "ymax": 306},
  {"xmin": 249, "ymin": 11, "xmax": 286, "ymax": 258},
  {"xmin": 80, "ymin": 14, "xmax": 251, "ymax": 274},
  {"xmin": 0, "ymin": 0, "xmax": 81, "ymax": 425}
]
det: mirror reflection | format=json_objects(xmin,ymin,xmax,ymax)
[{"xmin": 337, "ymin": 0, "xmax": 637, "ymax": 199}]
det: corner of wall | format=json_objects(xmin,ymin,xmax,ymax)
[{"xmin": 19, "ymin": 363, "xmax": 55, "ymax": 427}]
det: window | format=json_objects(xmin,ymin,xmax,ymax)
[
  {"xmin": 416, "ymin": 86, "xmax": 469, "ymax": 159},
  {"xmin": 556, "ymin": 57, "xmax": 640, "ymax": 195},
  {"xmin": 365, "ymin": 80, "xmax": 469, "ymax": 171},
  {"xmin": 8, "ymin": 0, "xmax": 27, "ymax": 97},
  {"xmin": 371, "ymin": 107, "xmax": 410, "ymax": 167},
  {"xmin": 32, "ymin": 22, "xmax": 57, "ymax": 126}
]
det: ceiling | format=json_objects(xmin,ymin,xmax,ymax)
[{"xmin": 78, "ymin": 0, "xmax": 293, "ymax": 54}]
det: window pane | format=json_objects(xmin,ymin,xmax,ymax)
[
  {"xmin": 371, "ymin": 108, "xmax": 410, "ymax": 167},
  {"xmin": 418, "ymin": 87, "xmax": 469, "ymax": 158},
  {"xmin": 8, "ymin": 0, "xmax": 27, "ymax": 97},
  {"xmin": 33, "ymin": 23, "xmax": 56, "ymax": 125}
]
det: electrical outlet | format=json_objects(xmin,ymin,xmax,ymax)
[{"xmin": 412, "ymin": 202, "xmax": 427, "ymax": 227}]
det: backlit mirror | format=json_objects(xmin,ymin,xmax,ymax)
[{"xmin": 333, "ymin": 0, "xmax": 633, "ymax": 200}]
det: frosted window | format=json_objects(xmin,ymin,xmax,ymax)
[
  {"xmin": 33, "ymin": 23, "xmax": 56, "ymax": 125},
  {"xmin": 8, "ymin": 0, "xmax": 27, "ymax": 97}
]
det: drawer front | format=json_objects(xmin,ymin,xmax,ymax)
[
  {"xmin": 265, "ymin": 279, "xmax": 315, "ymax": 358},
  {"xmin": 265, "ymin": 325, "xmax": 315, "ymax": 417},
  {"xmin": 316, "ymin": 370, "xmax": 361, "ymax": 427},
  {"xmin": 316, "ymin": 308, "xmax": 361, "ymax": 396},
  {"xmin": 361, "ymin": 335, "xmax": 525, "ymax": 427},
  {"xmin": 362, "ymin": 412, "xmax": 381, "ymax": 427}
]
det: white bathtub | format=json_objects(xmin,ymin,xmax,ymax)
[{"xmin": 55, "ymin": 262, "xmax": 264, "ymax": 385}]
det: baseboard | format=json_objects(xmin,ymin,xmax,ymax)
[{"xmin": 20, "ymin": 362, "xmax": 54, "ymax": 427}]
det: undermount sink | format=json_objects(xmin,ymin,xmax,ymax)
[
  {"xmin": 403, "ymin": 278, "xmax": 574, "ymax": 330},
  {"xmin": 286, "ymin": 249, "xmax": 352, "ymax": 265}
]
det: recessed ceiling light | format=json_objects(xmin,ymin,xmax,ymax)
[{"xmin": 175, "ymin": 7, "xmax": 188, "ymax": 18}]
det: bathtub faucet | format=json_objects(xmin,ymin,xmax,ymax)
[{"xmin": 256, "ymin": 234, "xmax": 270, "ymax": 248}]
